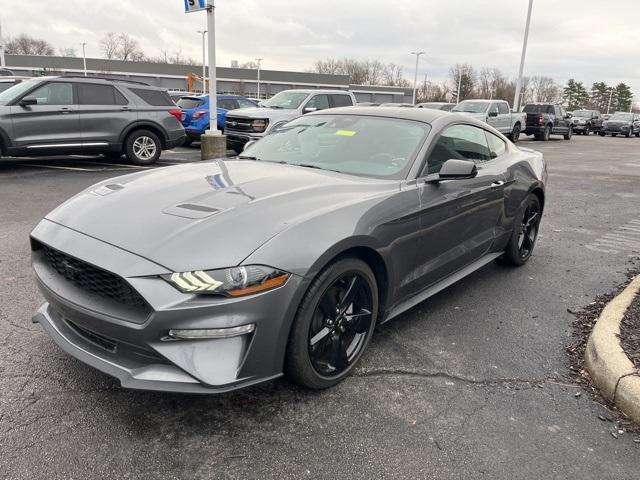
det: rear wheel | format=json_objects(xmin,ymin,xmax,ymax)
[
  {"xmin": 584, "ymin": 125, "xmax": 591, "ymax": 136},
  {"xmin": 285, "ymin": 257, "xmax": 378, "ymax": 389},
  {"xmin": 541, "ymin": 125, "xmax": 551, "ymax": 141},
  {"xmin": 510, "ymin": 123, "xmax": 521, "ymax": 143},
  {"xmin": 500, "ymin": 194, "xmax": 542, "ymax": 266},
  {"xmin": 599, "ymin": 131, "xmax": 606, "ymax": 137},
  {"xmin": 125, "ymin": 129, "xmax": 161, "ymax": 165}
]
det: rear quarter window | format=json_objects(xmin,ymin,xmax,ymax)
[
  {"xmin": 177, "ymin": 97, "xmax": 204, "ymax": 109},
  {"xmin": 129, "ymin": 88, "xmax": 174, "ymax": 106},
  {"xmin": 330, "ymin": 95, "xmax": 354, "ymax": 108}
]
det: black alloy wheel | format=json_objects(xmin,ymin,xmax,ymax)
[
  {"xmin": 285, "ymin": 257, "xmax": 378, "ymax": 389},
  {"xmin": 308, "ymin": 273, "xmax": 374, "ymax": 377},
  {"xmin": 511, "ymin": 123, "xmax": 521, "ymax": 143},
  {"xmin": 499, "ymin": 193, "xmax": 542, "ymax": 266}
]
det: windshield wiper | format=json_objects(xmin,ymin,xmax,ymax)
[
  {"xmin": 296, "ymin": 163, "xmax": 341, "ymax": 173},
  {"xmin": 268, "ymin": 105, "xmax": 284, "ymax": 109},
  {"xmin": 237, "ymin": 155, "xmax": 259, "ymax": 160}
]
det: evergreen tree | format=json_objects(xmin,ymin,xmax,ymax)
[
  {"xmin": 589, "ymin": 82, "xmax": 610, "ymax": 112},
  {"xmin": 611, "ymin": 83, "xmax": 633, "ymax": 113},
  {"xmin": 563, "ymin": 79, "xmax": 589, "ymax": 110}
]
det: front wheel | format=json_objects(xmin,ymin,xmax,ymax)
[
  {"xmin": 285, "ymin": 257, "xmax": 378, "ymax": 389},
  {"xmin": 563, "ymin": 126, "xmax": 573, "ymax": 140},
  {"xmin": 510, "ymin": 123, "xmax": 521, "ymax": 143},
  {"xmin": 500, "ymin": 194, "xmax": 542, "ymax": 266},
  {"xmin": 125, "ymin": 130, "xmax": 162, "ymax": 165},
  {"xmin": 584, "ymin": 125, "xmax": 591, "ymax": 136},
  {"xmin": 599, "ymin": 131, "xmax": 606, "ymax": 137}
]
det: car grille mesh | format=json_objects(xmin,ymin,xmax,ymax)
[{"xmin": 40, "ymin": 243, "xmax": 147, "ymax": 309}]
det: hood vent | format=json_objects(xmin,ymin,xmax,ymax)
[{"xmin": 162, "ymin": 203, "xmax": 222, "ymax": 219}]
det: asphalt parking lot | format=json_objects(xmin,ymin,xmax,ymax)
[{"xmin": 1, "ymin": 135, "xmax": 640, "ymax": 479}]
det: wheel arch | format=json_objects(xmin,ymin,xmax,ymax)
[
  {"xmin": 530, "ymin": 186, "xmax": 545, "ymax": 213},
  {"xmin": 120, "ymin": 121, "xmax": 169, "ymax": 149}
]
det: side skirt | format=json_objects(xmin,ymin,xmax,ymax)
[{"xmin": 384, "ymin": 252, "xmax": 502, "ymax": 323}]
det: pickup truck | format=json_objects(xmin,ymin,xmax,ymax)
[
  {"xmin": 523, "ymin": 103, "xmax": 573, "ymax": 141},
  {"xmin": 571, "ymin": 109, "xmax": 603, "ymax": 135},
  {"xmin": 224, "ymin": 89, "xmax": 357, "ymax": 153},
  {"xmin": 451, "ymin": 99, "xmax": 526, "ymax": 142}
]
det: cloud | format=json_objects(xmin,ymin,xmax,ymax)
[{"xmin": 2, "ymin": 0, "xmax": 639, "ymax": 95}]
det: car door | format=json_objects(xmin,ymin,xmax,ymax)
[
  {"xmin": 9, "ymin": 81, "xmax": 81, "ymax": 149},
  {"xmin": 555, "ymin": 106, "xmax": 569, "ymax": 132},
  {"xmin": 487, "ymin": 102, "xmax": 501, "ymax": 129},
  {"xmin": 413, "ymin": 123, "xmax": 507, "ymax": 290},
  {"xmin": 77, "ymin": 83, "xmax": 134, "ymax": 148},
  {"xmin": 497, "ymin": 102, "xmax": 511, "ymax": 133}
]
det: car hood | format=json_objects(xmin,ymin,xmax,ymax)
[
  {"xmin": 45, "ymin": 160, "xmax": 393, "ymax": 272},
  {"xmin": 606, "ymin": 120, "xmax": 630, "ymax": 125},
  {"xmin": 452, "ymin": 111, "xmax": 487, "ymax": 120}
]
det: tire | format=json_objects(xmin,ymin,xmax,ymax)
[
  {"xmin": 285, "ymin": 257, "xmax": 379, "ymax": 390},
  {"xmin": 542, "ymin": 125, "xmax": 551, "ymax": 141},
  {"xmin": 635, "ymin": 130, "xmax": 639, "ymax": 138},
  {"xmin": 563, "ymin": 126, "xmax": 573, "ymax": 140},
  {"xmin": 510, "ymin": 123, "xmax": 521, "ymax": 143},
  {"xmin": 125, "ymin": 129, "xmax": 162, "ymax": 165},
  {"xmin": 625, "ymin": 128, "xmax": 632, "ymax": 138},
  {"xmin": 599, "ymin": 131, "xmax": 606, "ymax": 137},
  {"xmin": 612, "ymin": 133, "xmax": 618, "ymax": 137},
  {"xmin": 584, "ymin": 125, "xmax": 590, "ymax": 136},
  {"xmin": 183, "ymin": 137, "xmax": 193, "ymax": 148},
  {"xmin": 500, "ymin": 193, "xmax": 542, "ymax": 267}
]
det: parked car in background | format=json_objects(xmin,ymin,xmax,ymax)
[
  {"xmin": 416, "ymin": 102, "xmax": 455, "ymax": 111},
  {"xmin": 523, "ymin": 103, "xmax": 573, "ymax": 141},
  {"xmin": 571, "ymin": 109, "xmax": 603, "ymax": 135},
  {"xmin": 178, "ymin": 94, "xmax": 259, "ymax": 146},
  {"xmin": 0, "ymin": 76, "xmax": 29, "ymax": 94},
  {"xmin": 600, "ymin": 112, "xmax": 640, "ymax": 138},
  {"xmin": 224, "ymin": 89, "xmax": 356, "ymax": 153},
  {"xmin": 380, "ymin": 102, "xmax": 414, "ymax": 107},
  {"xmin": 30, "ymin": 106, "xmax": 546, "ymax": 393},
  {"xmin": 451, "ymin": 99, "xmax": 526, "ymax": 142},
  {"xmin": 0, "ymin": 76, "xmax": 185, "ymax": 165},
  {"xmin": 167, "ymin": 90, "xmax": 197, "ymax": 103}
]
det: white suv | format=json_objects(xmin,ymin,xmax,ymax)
[{"xmin": 225, "ymin": 89, "xmax": 356, "ymax": 153}]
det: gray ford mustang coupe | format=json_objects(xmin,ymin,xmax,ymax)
[{"xmin": 31, "ymin": 107, "xmax": 547, "ymax": 393}]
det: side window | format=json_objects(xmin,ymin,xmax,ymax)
[
  {"xmin": 218, "ymin": 99, "xmax": 236, "ymax": 110},
  {"xmin": 424, "ymin": 124, "xmax": 491, "ymax": 175},
  {"xmin": 485, "ymin": 131, "xmax": 507, "ymax": 158},
  {"xmin": 498, "ymin": 102, "xmax": 509, "ymax": 115},
  {"xmin": 305, "ymin": 94, "xmax": 330, "ymax": 111},
  {"xmin": 488, "ymin": 103, "xmax": 499, "ymax": 115},
  {"xmin": 330, "ymin": 94, "xmax": 353, "ymax": 108},
  {"xmin": 77, "ymin": 84, "xmax": 128, "ymax": 105},
  {"xmin": 237, "ymin": 98, "xmax": 257, "ymax": 109},
  {"xmin": 29, "ymin": 82, "xmax": 74, "ymax": 106}
]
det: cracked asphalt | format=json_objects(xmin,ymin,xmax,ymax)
[{"xmin": 1, "ymin": 138, "xmax": 640, "ymax": 479}]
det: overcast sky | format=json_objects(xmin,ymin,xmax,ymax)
[{"xmin": 2, "ymin": 0, "xmax": 639, "ymax": 97}]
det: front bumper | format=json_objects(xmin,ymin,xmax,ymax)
[
  {"xmin": 225, "ymin": 131, "xmax": 265, "ymax": 151},
  {"xmin": 30, "ymin": 219, "xmax": 304, "ymax": 393}
]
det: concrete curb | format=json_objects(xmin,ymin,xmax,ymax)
[{"xmin": 585, "ymin": 275, "xmax": 640, "ymax": 424}]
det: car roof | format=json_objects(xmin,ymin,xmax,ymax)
[
  {"xmin": 307, "ymin": 106, "xmax": 452, "ymax": 123},
  {"xmin": 275, "ymin": 89, "xmax": 352, "ymax": 95}
]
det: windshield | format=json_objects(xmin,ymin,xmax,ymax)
[
  {"xmin": 0, "ymin": 78, "xmax": 40, "ymax": 105},
  {"xmin": 262, "ymin": 91, "xmax": 308, "ymax": 110},
  {"xmin": 609, "ymin": 113, "xmax": 633, "ymax": 121},
  {"xmin": 572, "ymin": 110, "xmax": 592, "ymax": 118},
  {"xmin": 242, "ymin": 114, "xmax": 430, "ymax": 180},
  {"xmin": 451, "ymin": 101, "xmax": 489, "ymax": 114},
  {"xmin": 523, "ymin": 104, "xmax": 553, "ymax": 114}
]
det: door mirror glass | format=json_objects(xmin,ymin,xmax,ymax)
[
  {"xmin": 435, "ymin": 159, "xmax": 478, "ymax": 181},
  {"xmin": 19, "ymin": 96, "xmax": 38, "ymax": 106}
]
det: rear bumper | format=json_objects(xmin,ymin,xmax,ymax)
[{"xmin": 524, "ymin": 125, "xmax": 544, "ymax": 135}]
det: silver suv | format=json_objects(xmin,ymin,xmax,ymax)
[
  {"xmin": 225, "ymin": 89, "xmax": 356, "ymax": 153},
  {"xmin": 0, "ymin": 76, "xmax": 185, "ymax": 165}
]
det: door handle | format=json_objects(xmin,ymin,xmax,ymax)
[
  {"xmin": 490, "ymin": 180, "xmax": 506, "ymax": 189},
  {"xmin": 120, "ymin": 107, "xmax": 131, "ymax": 111},
  {"xmin": 59, "ymin": 107, "xmax": 71, "ymax": 114}
]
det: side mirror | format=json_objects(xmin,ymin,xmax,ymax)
[
  {"xmin": 488, "ymin": 111, "xmax": 498, "ymax": 117},
  {"xmin": 429, "ymin": 159, "xmax": 478, "ymax": 182},
  {"xmin": 19, "ymin": 96, "xmax": 38, "ymax": 107},
  {"xmin": 302, "ymin": 107, "xmax": 318, "ymax": 114},
  {"xmin": 565, "ymin": 113, "xmax": 573, "ymax": 119}
]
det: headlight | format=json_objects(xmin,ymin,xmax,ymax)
[
  {"xmin": 251, "ymin": 119, "xmax": 269, "ymax": 132},
  {"xmin": 163, "ymin": 265, "xmax": 289, "ymax": 296}
]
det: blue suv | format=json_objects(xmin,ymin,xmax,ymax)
[{"xmin": 177, "ymin": 94, "xmax": 259, "ymax": 146}]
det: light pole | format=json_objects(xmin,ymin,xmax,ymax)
[
  {"xmin": 607, "ymin": 88, "xmax": 613, "ymax": 115},
  {"xmin": 197, "ymin": 30, "xmax": 207, "ymax": 92},
  {"xmin": 513, "ymin": 0, "xmax": 534, "ymax": 112},
  {"xmin": 255, "ymin": 58, "xmax": 263, "ymax": 100},
  {"xmin": 0, "ymin": 20, "xmax": 5, "ymax": 69},
  {"xmin": 456, "ymin": 69, "xmax": 462, "ymax": 103},
  {"xmin": 81, "ymin": 42, "xmax": 87, "ymax": 76},
  {"xmin": 205, "ymin": 2, "xmax": 219, "ymax": 135},
  {"xmin": 410, "ymin": 51, "xmax": 424, "ymax": 105}
]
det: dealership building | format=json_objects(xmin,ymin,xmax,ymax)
[{"xmin": 3, "ymin": 54, "xmax": 413, "ymax": 104}]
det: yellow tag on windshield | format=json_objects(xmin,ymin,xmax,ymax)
[{"xmin": 335, "ymin": 130, "xmax": 356, "ymax": 137}]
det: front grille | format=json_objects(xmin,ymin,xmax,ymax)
[
  {"xmin": 38, "ymin": 243, "xmax": 147, "ymax": 310},
  {"xmin": 225, "ymin": 116, "xmax": 254, "ymax": 132}
]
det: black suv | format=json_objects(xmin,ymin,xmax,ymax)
[
  {"xmin": 571, "ymin": 109, "xmax": 603, "ymax": 135},
  {"xmin": 523, "ymin": 103, "xmax": 573, "ymax": 141},
  {"xmin": 0, "ymin": 76, "xmax": 185, "ymax": 165},
  {"xmin": 600, "ymin": 112, "xmax": 640, "ymax": 138}
]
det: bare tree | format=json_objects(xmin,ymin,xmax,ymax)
[
  {"xmin": 118, "ymin": 33, "xmax": 144, "ymax": 61},
  {"xmin": 528, "ymin": 76, "xmax": 561, "ymax": 103},
  {"xmin": 59, "ymin": 47, "xmax": 77, "ymax": 57},
  {"xmin": 449, "ymin": 63, "xmax": 476, "ymax": 101},
  {"xmin": 100, "ymin": 32, "xmax": 120, "ymax": 59},
  {"xmin": 6, "ymin": 34, "xmax": 54, "ymax": 55}
]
